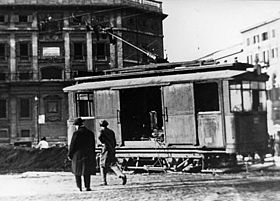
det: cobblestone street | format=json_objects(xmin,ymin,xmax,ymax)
[{"xmin": 1, "ymin": 162, "xmax": 280, "ymax": 201}]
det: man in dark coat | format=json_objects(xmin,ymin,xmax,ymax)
[
  {"xmin": 68, "ymin": 117, "xmax": 96, "ymax": 191},
  {"xmin": 99, "ymin": 120, "xmax": 127, "ymax": 185}
]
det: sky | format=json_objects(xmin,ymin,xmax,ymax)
[{"xmin": 161, "ymin": 0, "xmax": 280, "ymax": 62}]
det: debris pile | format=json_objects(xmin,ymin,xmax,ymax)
[{"xmin": 0, "ymin": 146, "xmax": 70, "ymax": 174}]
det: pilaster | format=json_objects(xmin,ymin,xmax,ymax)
[{"xmin": 86, "ymin": 32, "xmax": 93, "ymax": 72}]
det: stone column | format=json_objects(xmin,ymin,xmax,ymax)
[
  {"xmin": 109, "ymin": 14, "xmax": 116, "ymax": 68},
  {"xmin": 9, "ymin": 33, "xmax": 16, "ymax": 81},
  {"xmin": 32, "ymin": 32, "xmax": 38, "ymax": 80},
  {"xmin": 32, "ymin": 12, "xmax": 38, "ymax": 80},
  {"xmin": 64, "ymin": 13, "xmax": 71, "ymax": 79},
  {"xmin": 64, "ymin": 32, "xmax": 70, "ymax": 79},
  {"xmin": 116, "ymin": 13, "xmax": 123, "ymax": 68},
  {"xmin": 86, "ymin": 32, "xmax": 93, "ymax": 72},
  {"xmin": 9, "ymin": 97, "xmax": 17, "ymax": 144}
]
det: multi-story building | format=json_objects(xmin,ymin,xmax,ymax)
[
  {"xmin": 0, "ymin": 0, "xmax": 166, "ymax": 146},
  {"xmin": 241, "ymin": 17, "xmax": 280, "ymax": 135}
]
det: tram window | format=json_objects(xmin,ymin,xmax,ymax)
[
  {"xmin": 259, "ymin": 90, "xmax": 267, "ymax": 111},
  {"xmin": 230, "ymin": 81, "xmax": 266, "ymax": 112},
  {"xmin": 194, "ymin": 83, "xmax": 219, "ymax": 112},
  {"xmin": 243, "ymin": 90, "xmax": 252, "ymax": 111},
  {"xmin": 75, "ymin": 93, "xmax": 93, "ymax": 117},
  {"xmin": 230, "ymin": 83, "xmax": 242, "ymax": 111}
]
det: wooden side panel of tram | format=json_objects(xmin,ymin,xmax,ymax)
[
  {"xmin": 197, "ymin": 112, "xmax": 224, "ymax": 148},
  {"xmin": 94, "ymin": 90, "xmax": 122, "ymax": 145},
  {"xmin": 162, "ymin": 83, "xmax": 197, "ymax": 145}
]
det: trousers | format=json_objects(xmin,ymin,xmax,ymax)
[
  {"xmin": 75, "ymin": 175, "xmax": 91, "ymax": 190},
  {"xmin": 101, "ymin": 164, "xmax": 124, "ymax": 182}
]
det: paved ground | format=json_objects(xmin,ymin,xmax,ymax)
[{"xmin": 1, "ymin": 161, "xmax": 280, "ymax": 201}]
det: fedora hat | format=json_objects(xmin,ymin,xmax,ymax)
[
  {"xmin": 99, "ymin": 120, "xmax": 109, "ymax": 127},
  {"xmin": 73, "ymin": 117, "xmax": 84, "ymax": 125}
]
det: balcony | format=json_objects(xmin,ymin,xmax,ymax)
[{"xmin": 0, "ymin": 0, "xmax": 162, "ymax": 12}]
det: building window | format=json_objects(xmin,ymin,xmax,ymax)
[
  {"xmin": 19, "ymin": 15, "xmax": 28, "ymax": 23},
  {"xmin": 262, "ymin": 32, "xmax": 268, "ymax": 41},
  {"xmin": 0, "ymin": 15, "xmax": 8, "ymax": 24},
  {"xmin": 20, "ymin": 130, "xmax": 30, "ymax": 137},
  {"xmin": 0, "ymin": 99, "xmax": 7, "ymax": 119},
  {"xmin": 272, "ymin": 48, "xmax": 275, "ymax": 58},
  {"xmin": 246, "ymin": 38, "xmax": 250, "ymax": 46},
  {"xmin": 0, "ymin": 15, "xmax": 4, "ymax": 23},
  {"xmin": 247, "ymin": 55, "xmax": 253, "ymax": 64},
  {"xmin": 253, "ymin": 35, "xmax": 259, "ymax": 44},
  {"xmin": 272, "ymin": 29, "xmax": 276, "ymax": 38},
  {"xmin": 0, "ymin": 43, "xmax": 6, "ymax": 61},
  {"xmin": 41, "ymin": 67, "xmax": 62, "ymax": 80},
  {"xmin": 18, "ymin": 71, "xmax": 32, "ymax": 80},
  {"xmin": 0, "ymin": 129, "xmax": 8, "ymax": 138},
  {"xmin": 94, "ymin": 43, "xmax": 107, "ymax": 61},
  {"xmin": 73, "ymin": 42, "xmax": 86, "ymax": 60},
  {"xmin": 19, "ymin": 98, "xmax": 31, "ymax": 118},
  {"xmin": 76, "ymin": 93, "xmax": 93, "ymax": 117},
  {"xmin": 230, "ymin": 81, "xmax": 266, "ymax": 112},
  {"xmin": 255, "ymin": 53, "xmax": 259, "ymax": 61},
  {"xmin": 17, "ymin": 42, "xmax": 30, "ymax": 61},
  {"xmin": 263, "ymin": 51, "xmax": 267, "ymax": 63},
  {"xmin": 0, "ymin": 72, "xmax": 6, "ymax": 81}
]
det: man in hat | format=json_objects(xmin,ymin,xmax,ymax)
[
  {"xmin": 99, "ymin": 120, "xmax": 127, "ymax": 185},
  {"xmin": 68, "ymin": 117, "xmax": 96, "ymax": 191}
]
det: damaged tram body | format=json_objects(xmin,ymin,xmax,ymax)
[{"xmin": 64, "ymin": 62, "xmax": 269, "ymax": 171}]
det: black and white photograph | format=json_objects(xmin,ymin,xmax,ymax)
[{"xmin": 1, "ymin": 0, "xmax": 280, "ymax": 200}]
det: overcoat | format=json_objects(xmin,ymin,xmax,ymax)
[
  {"xmin": 99, "ymin": 127, "xmax": 117, "ymax": 168},
  {"xmin": 68, "ymin": 125, "xmax": 96, "ymax": 176}
]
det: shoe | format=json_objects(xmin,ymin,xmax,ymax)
[
  {"xmin": 86, "ymin": 188, "xmax": 92, "ymax": 191},
  {"xmin": 103, "ymin": 181, "xmax": 107, "ymax": 186},
  {"xmin": 78, "ymin": 187, "xmax": 82, "ymax": 192},
  {"xmin": 121, "ymin": 175, "xmax": 127, "ymax": 185}
]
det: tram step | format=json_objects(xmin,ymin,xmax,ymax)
[{"xmin": 126, "ymin": 165, "xmax": 166, "ymax": 172}]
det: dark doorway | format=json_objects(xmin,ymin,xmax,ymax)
[{"xmin": 120, "ymin": 86, "xmax": 163, "ymax": 141}]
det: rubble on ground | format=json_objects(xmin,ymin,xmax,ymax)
[{"xmin": 0, "ymin": 146, "xmax": 70, "ymax": 174}]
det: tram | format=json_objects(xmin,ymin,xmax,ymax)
[{"xmin": 63, "ymin": 61, "xmax": 269, "ymax": 171}]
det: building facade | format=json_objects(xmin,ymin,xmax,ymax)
[{"xmin": 0, "ymin": 0, "xmax": 166, "ymax": 146}]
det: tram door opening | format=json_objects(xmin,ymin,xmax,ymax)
[{"xmin": 120, "ymin": 87, "xmax": 163, "ymax": 141}]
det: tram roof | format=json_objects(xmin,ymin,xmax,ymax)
[{"xmin": 64, "ymin": 70, "xmax": 251, "ymax": 92}]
